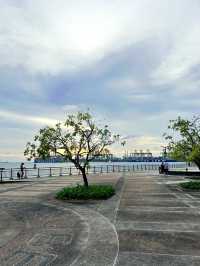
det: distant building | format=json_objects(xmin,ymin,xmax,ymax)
[
  {"xmin": 124, "ymin": 149, "xmax": 152, "ymax": 160},
  {"xmin": 129, "ymin": 149, "xmax": 153, "ymax": 158},
  {"xmin": 34, "ymin": 153, "xmax": 114, "ymax": 163},
  {"xmin": 34, "ymin": 156, "xmax": 67, "ymax": 163},
  {"xmin": 34, "ymin": 150, "xmax": 176, "ymax": 163},
  {"xmin": 123, "ymin": 149, "xmax": 176, "ymax": 162}
]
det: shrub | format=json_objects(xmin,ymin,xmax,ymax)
[
  {"xmin": 56, "ymin": 184, "xmax": 115, "ymax": 200},
  {"xmin": 180, "ymin": 181, "xmax": 200, "ymax": 190}
]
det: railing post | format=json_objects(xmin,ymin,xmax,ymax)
[
  {"xmin": 107, "ymin": 165, "xmax": 109, "ymax": 173},
  {"xmin": 0, "ymin": 169, "xmax": 2, "ymax": 182},
  {"xmin": 24, "ymin": 168, "xmax": 27, "ymax": 178},
  {"xmin": 101, "ymin": 166, "xmax": 103, "ymax": 173},
  {"xmin": 113, "ymin": 165, "xmax": 115, "ymax": 172},
  {"xmin": 60, "ymin": 167, "xmax": 62, "ymax": 176},
  {"xmin": 69, "ymin": 167, "xmax": 72, "ymax": 175},
  {"xmin": 132, "ymin": 165, "xmax": 134, "ymax": 171},
  {"xmin": 118, "ymin": 165, "xmax": 120, "ymax": 172},
  {"xmin": 37, "ymin": 168, "xmax": 40, "ymax": 178},
  {"xmin": 10, "ymin": 168, "xmax": 13, "ymax": 180},
  {"xmin": 93, "ymin": 166, "xmax": 96, "ymax": 174},
  {"xmin": 49, "ymin": 167, "xmax": 52, "ymax": 177}
]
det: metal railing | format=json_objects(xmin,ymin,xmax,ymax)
[{"xmin": 0, "ymin": 163, "xmax": 187, "ymax": 182}]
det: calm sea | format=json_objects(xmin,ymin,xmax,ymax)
[{"xmin": 0, "ymin": 161, "xmax": 186, "ymax": 169}]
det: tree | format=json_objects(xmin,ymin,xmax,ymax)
[
  {"xmin": 24, "ymin": 111, "xmax": 119, "ymax": 186},
  {"xmin": 164, "ymin": 116, "xmax": 200, "ymax": 169}
]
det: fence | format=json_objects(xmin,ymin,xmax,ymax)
[{"xmin": 0, "ymin": 163, "xmax": 187, "ymax": 182}]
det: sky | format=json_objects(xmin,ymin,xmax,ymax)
[{"xmin": 0, "ymin": 0, "xmax": 200, "ymax": 160}]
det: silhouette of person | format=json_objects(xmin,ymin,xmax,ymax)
[{"xmin": 20, "ymin": 163, "xmax": 25, "ymax": 178}]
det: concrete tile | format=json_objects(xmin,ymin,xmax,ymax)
[
  {"xmin": 121, "ymin": 193, "xmax": 177, "ymax": 199},
  {"xmin": 117, "ymin": 209, "xmax": 200, "ymax": 223},
  {"xmin": 118, "ymin": 230, "xmax": 200, "ymax": 255},
  {"xmin": 116, "ymin": 221, "xmax": 200, "ymax": 232},
  {"xmin": 119, "ymin": 199, "xmax": 187, "ymax": 207},
  {"xmin": 117, "ymin": 251, "xmax": 200, "ymax": 266}
]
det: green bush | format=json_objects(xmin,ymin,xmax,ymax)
[
  {"xmin": 180, "ymin": 181, "xmax": 200, "ymax": 190},
  {"xmin": 56, "ymin": 184, "xmax": 115, "ymax": 200}
]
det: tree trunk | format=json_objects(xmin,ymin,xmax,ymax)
[
  {"xmin": 194, "ymin": 160, "xmax": 200, "ymax": 170},
  {"xmin": 80, "ymin": 167, "xmax": 89, "ymax": 187}
]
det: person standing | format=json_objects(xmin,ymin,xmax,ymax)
[
  {"xmin": 20, "ymin": 163, "xmax": 25, "ymax": 178},
  {"xmin": 164, "ymin": 161, "xmax": 169, "ymax": 174},
  {"xmin": 159, "ymin": 162, "xmax": 165, "ymax": 174}
]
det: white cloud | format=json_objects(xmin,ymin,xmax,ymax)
[
  {"xmin": 106, "ymin": 78, "xmax": 140, "ymax": 92},
  {"xmin": 1, "ymin": 0, "xmax": 200, "ymax": 160},
  {"xmin": 0, "ymin": 109, "xmax": 58, "ymax": 126},
  {"xmin": 111, "ymin": 134, "xmax": 165, "ymax": 156},
  {"xmin": 1, "ymin": 0, "xmax": 199, "ymax": 76},
  {"xmin": 152, "ymin": 23, "xmax": 200, "ymax": 84}
]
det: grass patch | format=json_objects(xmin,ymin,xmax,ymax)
[
  {"xmin": 56, "ymin": 184, "xmax": 115, "ymax": 200},
  {"xmin": 180, "ymin": 181, "xmax": 200, "ymax": 190}
]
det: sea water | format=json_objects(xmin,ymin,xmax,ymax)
[{"xmin": 0, "ymin": 161, "xmax": 186, "ymax": 170}]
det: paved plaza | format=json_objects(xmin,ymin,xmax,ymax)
[{"xmin": 1, "ymin": 172, "xmax": 200, "ymax": 265}]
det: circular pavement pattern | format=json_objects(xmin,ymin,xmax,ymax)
[{"xmin": 0, "ymin": 202, "xmax": 89, "ymax": 266}]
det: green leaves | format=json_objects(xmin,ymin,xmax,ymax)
[
  {"xmin": 56, "ymin": 184, "xmax": 115, "ymax": 200},
  {"xmin": 24, "ymin": 111, "xmax": 118, "ymax": 174},
  {"xmin": 180, "ymin": 181, "xmax": 200, "ymax": 190},
  {"xmin": 165, "ymin": 116, "xmax": 200, "ymax": 169}
]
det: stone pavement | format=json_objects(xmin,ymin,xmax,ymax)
[
  {"xmin": 116, "ymin": 173, "xmax": 200, "ymax": 266},
  {"xmin": 0, "ymin": 174, "xmax": 121, "ymax": 266},
  {"xmin": 1, "ymin": 172, "xmax": 200, "ymax": 265}
]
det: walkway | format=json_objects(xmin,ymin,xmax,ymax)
[
  {"xmin": 1, "ymin": 172, "xmax": 200, "ymax": 265},
  {"xmin": 0, "ymin": 174, "xmax": 120, "ymax": 266},
  {"xmin": 116, "ymin": 173, "xmax": 200, "ymax": 265}
]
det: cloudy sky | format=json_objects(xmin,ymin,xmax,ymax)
[{"xmin": 0, "ymin": 0, "xmax": 200, "ymax": 160}]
